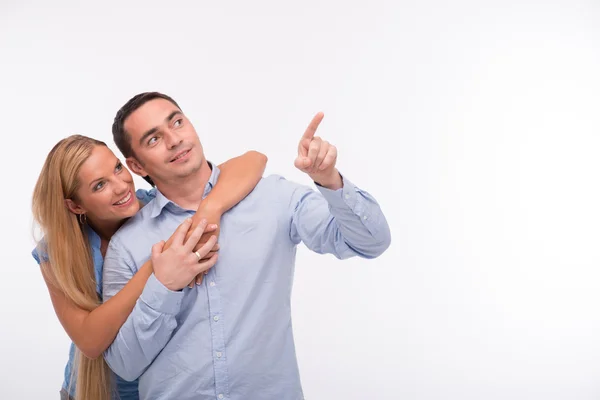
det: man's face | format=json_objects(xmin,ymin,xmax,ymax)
[{"xmin": 124, "ymin": 98, "xmax": 205, "ymax": 185}]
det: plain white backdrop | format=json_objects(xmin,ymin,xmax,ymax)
[{"xmin": 2, "ymin": 0, "xmax": 600, "ymax": 398}]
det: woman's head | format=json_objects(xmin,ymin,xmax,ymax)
[{"xmin": 43, "ymin": 135, "xmax": 140, "ymax": 228}]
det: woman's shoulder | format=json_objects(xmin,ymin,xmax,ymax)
[
  {"xmin": 31, "ymin": 239, "xmax": 49, "ymax": 265},
  {"xmin": 136, "ymin": 187, "xmax": 157, "ymax": 206}
]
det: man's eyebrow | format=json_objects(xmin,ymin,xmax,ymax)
[
  {"xmin": 139, "ymin": 127, "xmax": 158, "ymax": 146},
  {"xmin": 166, "ymin": 110, "xmax": 182, "ymax": 122},
  {"xmin": 138, "ymin": 111, "xmax": 183, "ymax": 146}
]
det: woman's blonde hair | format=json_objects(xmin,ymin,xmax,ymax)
[{"xmin": 32, "ymin": 134, "xmax": 113, "ymax": 400}]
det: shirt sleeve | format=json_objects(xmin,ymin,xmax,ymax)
[
  {"xmin": 136, "ymin": 188, "xmax": 157, "ymax": 206},
  {"xmin": 31, "ymin": 240, "xmax": 49, "ymax": 265},
  {"xmin": 281, "ymin": 172, "xmax": 391, "ymax": 259},
  {"xmin": 102, "ymin": 235, "xmax": 184, "ymax": 381}
]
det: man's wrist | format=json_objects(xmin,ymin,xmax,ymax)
[
  {"xmin": 140, "ymin": 274, "xmax": 184, "ymax": 315},
  {"xmin": 312, "ymin": 169, "xmax": 343, "ymax": 190}
]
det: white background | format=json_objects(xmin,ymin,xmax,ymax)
[{"xmin": 2, "ymin": 0, "xmax": 600, "ymax": 399}]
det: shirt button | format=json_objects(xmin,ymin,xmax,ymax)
[
  {"xmin": 213, "ymin": 316, "xmax": 220, "ymax": 322},
  {"xmin": 218, "ymin": 394, "xmax": 224, "ymax": 399},
  {"xmin": 210, "ymin": 281, "xmax": 216, "ymax": 287},
  {"xmin": 345, "ymin": 194, "xmax": 350, "ymax": 199},
  {"xmin": 363, "ymin": 215, "xmax": 368, "ymax": 220},
  {"xmin": 216, "ymin": 351, "xmax": 222, "ymax": 358}
]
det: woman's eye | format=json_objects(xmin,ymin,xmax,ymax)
[
  {"xmin": 115, "ymin": 163, "xmax": 123, "ymax": 172},
  {"xmin": 94, "ymin": 182, "xmax": 105, "ymax": 191}
]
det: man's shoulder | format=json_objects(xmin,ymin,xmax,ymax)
[
  {"xmin": 248, "ymin": 174, "xmax": 299, "ymax": 198},
  {"xmin": 257, "ymin": 173, "xmax": 286, "ymax": 188},
  {"xmin": 245, "ymin": 174, "xmax": 316, "ymax": 210},
  {"xmin": 257, "ymin": 173, "xmax": 313, "ymax": 193}
]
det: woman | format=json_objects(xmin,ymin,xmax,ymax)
[{"xmin": 31, "ymin": 135, "xmax": 267, "ymax": 400}]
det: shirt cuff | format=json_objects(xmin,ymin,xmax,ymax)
[
  {"xmin": 139, "ymin": 273, "xmax": 184, "ymax": 315},
  {"xmin": 316, "ymin": 172, "xmax": 361, "ymax": 211}
]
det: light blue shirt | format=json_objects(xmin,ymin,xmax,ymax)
[
  {"xmin": 31, "ymin": 189, "xmax": 157, "ymax": 400},
  {"xmin": 102, "ymin": 165, "xmax": 391, "ymax": 400}
]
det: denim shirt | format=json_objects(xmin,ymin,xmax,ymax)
[
  {"xmin": 31, "ymin": 188, "xmax": 156, "ymax": 399},
  {"xmin": 102, "ymin": 168, "xmax": 391, "ymax": 400}
]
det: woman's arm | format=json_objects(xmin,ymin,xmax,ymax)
[
  {"xmin": 203, "ymin": 150, "xmax": 268, "ymax": 219},
  {"xmin": 41, "ymin": 150, "xmax": 268, "ymax": 359},
  {"xmin": 41, "ymin": 259, "xmax": 153, "ymax": 359},
  {"xmin": 185, "ymin": 150, "xmax": 268, "ymax": 284},
  {"xmin": 187, "ymin": 150, "xmax": 269, "ymax": 249},
  {"xmin": 40, "ymin": 223, "xmax": 216, "ymax": 359}
]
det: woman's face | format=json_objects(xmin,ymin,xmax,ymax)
[{"xmin": 69, "ymin": 145, "xmax": 140, "ymax": 224}]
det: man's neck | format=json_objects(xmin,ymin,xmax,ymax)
[{"xmin": 156, "ymin": 160, "xmax": 212, "ymax": 210}]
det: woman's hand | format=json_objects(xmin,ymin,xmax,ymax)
[
  {"xmin": 153, "ymin": 219, "xmax": 218, "ymax": 291},
  {"xmin": 184, "ymin": 202, "xmax": 224, "ymax": 286}
]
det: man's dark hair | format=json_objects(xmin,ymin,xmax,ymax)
[{"xmin": 112, "ymin": 92, "xmax": 182, "ymax": 187}]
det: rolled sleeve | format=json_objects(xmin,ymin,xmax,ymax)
[
  {"xmin": 315, "ymin": 173, "xmax": 382, "ymax": 238},
  {"xmin": 284, "ymin": 172, "xmax": 391, "ymax": 259},
  {"xmin": 139, "ymin": 274, "xmax": 184, "ymax": 315},
  {"xmin": 317, "ymin": 175, "xmax": 358, "ymax": 209},
  {"xmin": 102, "ymin": 237, "xmax": 181, "ymax": 381}
]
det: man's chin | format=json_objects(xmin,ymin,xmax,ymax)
[{"xmin": 172, "ymin": 163, "xmax": 203, "ymax": 178}]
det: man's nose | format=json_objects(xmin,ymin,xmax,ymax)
[{"xmin": 164, "ymin": 130, "xmax": 183, "ymax": 149}]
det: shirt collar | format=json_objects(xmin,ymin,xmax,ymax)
[
  {"xmin": 148, "ymin": 161, "xmax": 220, "ymax": 219},
  {"xmin": 84, "ymin": 223, "xmax": 101, "ymax": 250}
]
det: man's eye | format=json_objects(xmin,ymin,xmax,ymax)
[
  {"xmin": 174, "ymin": 119, "xmax": 182, "ymax": 127},
  {"xmin": 148, "ymin": 137, "xmax": 158, "ymax": 145}
]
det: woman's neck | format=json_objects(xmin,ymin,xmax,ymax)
[{"xmin": 88, "ymin": 199, "xmax": 144, "ymax": 242}]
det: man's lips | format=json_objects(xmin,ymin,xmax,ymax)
[{"xmin": 170, "ymin": 149, "xmax": 191, "ymax": 162}]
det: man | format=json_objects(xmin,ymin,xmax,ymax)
[{"xmin": 102, "ymin": 92, "xmax": 391, "ymax": 400}]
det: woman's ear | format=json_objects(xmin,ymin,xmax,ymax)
[
  {"xmin": 64, "ymin": 198, "xmax": 85, "ymax": 215},
  {"xmin": 126, "ymin": 157, "xmax": 149, "ymax": 178}
]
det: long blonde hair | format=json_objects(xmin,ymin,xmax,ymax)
[{"xmin": 32, "ymin": 135, "xmax": 113, "ymax": 400}]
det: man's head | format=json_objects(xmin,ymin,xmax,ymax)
[{"xmin": 112, "ymin": 92, "xmax": 206, "ymax": 187}]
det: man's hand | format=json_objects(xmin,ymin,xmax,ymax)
[
  {"xmin": 153, "ymin": 218, "xmax": 218, "ymax": 291},
  {"xmin": 184, "ymin": 203, "xmax": 223, "ymax": 286},
  {"xmin": 294, "ymin": 112, "xmax": 343, "ymax": 190}
]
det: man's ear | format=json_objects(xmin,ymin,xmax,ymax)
[
  {"xmin": 64, "ymin": 198, "xmax": 85, "ymax": 215},
  {"xmin": 126, "ymin": 157, "xmax": 149, "ymax": 178}
]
